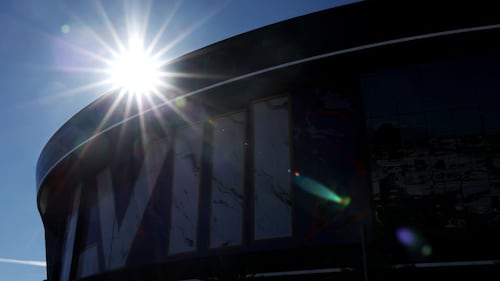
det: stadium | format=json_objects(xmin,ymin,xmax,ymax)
[{"xmin": 37, "ymin": 1, "xmax": 500, "ymax": 280}]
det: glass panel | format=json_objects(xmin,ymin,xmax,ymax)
[
  {"xmin": 253, "ymin": 97, "xmax": 292, "ymax": 240},
  {"xmin": 169, "ymin": 126, "xmax": 202, "ymax": 254},
  {"xmin": 77, "ymin": 245, "xmax": 98, "ymax": 278},
  {"xmin": 76, "ymin": 202, "xmax": 100, "ymax": 278},
  {"xmin": 362, "ymin": 54, "xmax": 500, "ymax": 261},
  {"xmin": 60, "ymin": 185, "xmax": 81, "ymax": 281},
  {"xmin": 210, "ymin": 112, "xmax": 246, "ymax": 248},
  {"xmin": 96, "ymin": 169, "xmax": 114, "ymax": 268}
]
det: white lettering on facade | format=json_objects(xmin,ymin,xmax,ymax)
[{"xmin": 96, "ymin": 138, "xmax": 168, "ymax": 270}]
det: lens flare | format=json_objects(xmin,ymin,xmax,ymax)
[
  {"xmin": 175, "ymin": 97, "xmax": 186, "ymax": 107},
  {"xmin": 422, "ymin": 245, "xmax": 432, "ymax": 256},
  {"xmin": 396, "ymin": 227, "xmax": 416, "ymax": 246},
  {"xmin": 61, "ymin": 24, "xmax": 70, "ymax": 34},
  {"xmin": 396, "ymin": 227, "xmax": 433, "ymax": 258},
  {"xmin": 294, "ymin": 174, "xmax": 350, "ymax": 206}
]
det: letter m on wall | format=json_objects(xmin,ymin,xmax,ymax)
[{"xmin": 97, "ymin": 139, "xmax": 168, "ymax": 270}]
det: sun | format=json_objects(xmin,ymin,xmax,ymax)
[{"xmin": 107, "ymin": 37, "xmax": 162, "ymax": 96}]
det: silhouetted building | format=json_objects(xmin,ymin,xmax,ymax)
[{"xmin": 37, "ymin": 1, "xmax": 500, "ymax": 280}]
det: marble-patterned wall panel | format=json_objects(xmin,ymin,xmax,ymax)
[
  {"xmin": 210, "ymin": 112, "xmax": 246, "ymax": 248},
  {"xmin": 169, "ymin": 126, "xmax": 202, "ymax": 254},
  {"xmin": 253, "ymin": 97, "xmax": 292, "ymax": 240}
]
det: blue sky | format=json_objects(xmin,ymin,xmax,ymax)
[{"xmin": 0, "ymin": 1, "xmax": 358, "ymax": 280}]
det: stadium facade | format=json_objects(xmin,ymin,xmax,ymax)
[{"xmin": 37, "ymin": 1, "xmax": 500, "ymax": 280}]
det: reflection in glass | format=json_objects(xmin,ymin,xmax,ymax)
[
  {"xmin": 169, "ymin": 126, "xmax": 202, "ymax": 254},
  {"xmin": 362, "ymin": 56, "xmax": 500, "ymax": 238},
  {"xmin": 210, "ymin": 112, "xmax": 246, "ymax": 248},
  {"xmin": 253, "ymin": 97, "xmax": 292, "ymax": 240}
]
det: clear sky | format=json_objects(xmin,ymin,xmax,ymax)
[{"xmin": 0, "ymin": 1, "xmax": 359, "ymax": 280}]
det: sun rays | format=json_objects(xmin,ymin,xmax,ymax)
[
  {"xmin": 106, "ymin": 36, "xmax": 162, "ymax": 97},
  {"xmin": 40, "ymin": 0, "xmax": 232, "ymax": 160}
]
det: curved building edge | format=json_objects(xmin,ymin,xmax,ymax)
[
  {"xmin": 36, "ymin": 0, "xmax": 500, "ymax": 195},
  {"xmin": 36, "ymin": 1, "xmax": 500, "ymax": 281}
]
